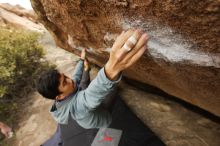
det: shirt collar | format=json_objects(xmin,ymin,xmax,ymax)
[{"xmin": 51, "ymin": 83, "xmax": 80, "ymax": 111}]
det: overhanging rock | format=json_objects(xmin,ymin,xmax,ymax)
[{"xmin": 30, "ymin": 0, "xmax": 220, "ymax": 116}]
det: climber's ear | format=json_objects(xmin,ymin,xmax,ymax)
[{"xmin": 56, "ymin": 94, "xmax": 65, "ymax": 100}]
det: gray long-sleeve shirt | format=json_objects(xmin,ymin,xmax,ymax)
[{"xmin": 50, "ymin": 60, "xmax": 121, "ymax": 129}]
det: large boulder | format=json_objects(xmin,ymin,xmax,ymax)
[{"xmin": 30, "ymin": 0, "xmax": 220, "ymax": 117}]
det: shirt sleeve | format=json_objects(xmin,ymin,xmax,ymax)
[
  {"xmin": 74, "ymin": 67, "xmax": 122, "ymax": 112},
  {"xmin": 72, "ymin": 59, "xmax": 84, "ymax": 84}
]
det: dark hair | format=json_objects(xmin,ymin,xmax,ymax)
[{"xmin": 36, "ymin": 69, "xmax": 61, "ymax": 100}]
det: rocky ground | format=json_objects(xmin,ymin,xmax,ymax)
[{"xmin": 0, "ymin": 3, "xmax": 43, "ymax": 32}]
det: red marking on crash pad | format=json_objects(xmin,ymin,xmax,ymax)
[{"xmin": 98, "ymin": 132, "xmax": 113, "ymax": 142}]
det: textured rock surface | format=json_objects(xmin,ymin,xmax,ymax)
[{"xmin": 30, "ymin": 0, "xmax": 220, "ymax": 116}]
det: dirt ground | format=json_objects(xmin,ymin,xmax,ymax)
[{"xmin": 4, "ymin": 32, "xmax": 220, "ymax": 146}]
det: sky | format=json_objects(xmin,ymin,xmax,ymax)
[{"xmin": 0, "ymin": 0, "xmax": 32, "ymax": 9}]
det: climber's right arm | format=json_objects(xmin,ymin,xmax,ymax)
[{"xmin": 74, "ymin": 29, "xmax": 149, "ymax": 111}]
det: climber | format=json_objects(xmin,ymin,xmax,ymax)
[
  {"xmin": 37, "ymin": 29, "xmax": 148, "ymax": 128},
  {"xmin": 38, "ymin": 29, "xmax": 166, "ymax": 146}
]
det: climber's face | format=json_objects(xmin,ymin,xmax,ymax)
[{"xmin": 56, "ymin": 73, "xmax": 76, "ymax": 100}]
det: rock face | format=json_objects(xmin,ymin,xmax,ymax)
[{"xmin": 30, "ymin": 0, "xmax": 220, "ymax": 116}]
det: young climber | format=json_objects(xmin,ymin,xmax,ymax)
[{"xmin": 37, "ymin": 29, "xmax": 148, "ymax": 129}]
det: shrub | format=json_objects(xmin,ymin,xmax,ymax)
[
  {"xmin": 0, "ymin": 27, "xmax": 55, "ymax": 121},
  {"xmin": 0, "ymin": 27, "xmax": 56, "ymax": 145},
  {"xmin": 0, "ymin": 28, "xmax": 44, "ymax": 98}
]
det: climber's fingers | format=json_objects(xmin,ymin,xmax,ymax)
[
  {"xmin": 112, "ymin": 29, "xmax": 134, "ymax": 51},
  {"xmin": 112, "ymin": 29, "xmax": 142, "ymax": 60},
  {"xmin": 124, "ymin": 33, "xmax": 148, "ymax": 61}
]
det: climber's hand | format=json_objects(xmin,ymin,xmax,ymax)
[
  {"xmin": 84, "ymin": 59, "xmax": 90, "ymax": 71},
  {"xmin": 105, "ymin": 29, "xmax": 149, "ymax": 80},
  {"xmin": 0, "ymin": 122, "xmax": 12, "ymax": 138},
  {"xmin": 80, "ymin": 48, "xmax": 87, "ymax": 60}
]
